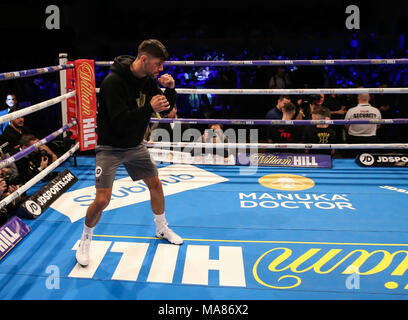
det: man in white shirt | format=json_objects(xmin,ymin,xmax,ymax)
[
  {"xmin": 345, "ymin": 93, "xmax": 381, "ymax": 142},
  {"xmin": 0, "ymin": 94, "xmax": 18, "ymax": 134},
  {"xmin": 344, "ymin": 93, "xmax": 381, "ymax": 156}
]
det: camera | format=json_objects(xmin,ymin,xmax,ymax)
[
  {"xmin": 0, "ymin": 171, "xmax": 21, "ymax": 190},
  {"xmin": 28, "ymin": 148, "xmax": 51, "ymax": 169},
  {"xmin": 39, "ymin": 149, "xmax": 49, "ymax": 158}
]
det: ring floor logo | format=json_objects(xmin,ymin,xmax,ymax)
[
  {"xmin": 240, "ymin": 173, "xmax": 355, "ymax": 210},
  {"xmin": 50, "ymin": 164, "xmax": 229, "ymax": 222},
  {"xmin": 65, "ymin": 238, "xmax": 408, "ymax": 297},
  {"xmin": 258, "ymin": 174, "xmax": 315, "ymax": 191}
]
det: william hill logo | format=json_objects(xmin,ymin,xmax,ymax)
[
  {"xmin": 74, "ymin": 59, "xmax": 97, "ymax": 151},
  {"xmin": 246, "ymin": 153, "xmax": 331, "ymax": 168}
]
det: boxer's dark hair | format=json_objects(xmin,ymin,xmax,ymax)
[
  {"xmin": 312, "ymin": 106, "xmax": 331, "ymax": 118},
  {"xmin": 278, "ymin": 95, "xmax": 290, "ymax": 101},
  {"xmin": 283, "ymin": 102, "xmax": 296, "ymax": 114},
  {"xmin": 137, "ymin": 39, "xmax": 169, "ymax": 61}
]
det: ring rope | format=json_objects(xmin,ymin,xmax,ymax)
[
  {"xmin": 0, "ymin": 91, "xmax": 76, "ymax": 125},
  {"xmin": 150, "ymin": 118, "xmax": 408, "ymax": 126},
  {"xmin": 162, "ymin": 88, "xmax": 408, "ymax": 95},
  {"xmin": 94, "ymin": 58, "xmax": 408, "ymax": 67},
  {"xmin": 0, "ymin": 120, "xmax": 77, "ymax": 170},
  {"xmin": 95, "ymin": 88, "xmax": 408, "ymax": 95},
  {"xmin": 95, "ymin": 87, "xmax": 408, "ymax": 95},
  {"xmin": 146, "ymin": 142, "xmax": 408, "ymax": 150},
  {"xmin": 0, "ymin": 142, "xmax": 80, "ymax": 210},
  {"xmin": 0, "ymin": 64, "xmax": 74, "ymax": 82}
]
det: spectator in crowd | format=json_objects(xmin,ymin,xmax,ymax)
[
  {"xmin": 0, "ymin": 141, "xmax": 20, "ymax": 186},
  {"xmin": 374, "ymin": 81, "xmax": 397, "ymax": 143},
  {"xmin": 0, "ymin": 106, "xmax": 57, "ymax": 161},
  {"xmin": 325, "ymin": 93, "xmax": 348, "ymax": 143},
  {"xmin": 265, "ymin": 95, "xmax": 291, "ymax": 119},
  {"xmin": 267, "ymin": 102, "xmax": 304, "ymax": 152},
  {"xmin": 17, "ymin": 134, "xmax": 57, "ymax": 183},
  {"xmin": 0, "ymin": 175, "xmax": 21, "ymax": 226},
  {"xmin": 395, "ymin": 93, "xmax": 408, "ymax": 143},
  {"xmin": 217, "ymin": 66, "xmax": 237, "ymax": 118},
  {"xmin": 301, "ymin": 94, "xmax": 325, "ymax": 120},
  {"xmin": 0, "ymin": 106, "xmax": 34, "ymax": 155},
  {"xmin": 268, "ymin": 66, "xmax": 291, "ymax": 89},
  {"xmin": 339, "ymin": 93, "xmax": 358, "ymax": 110},
  {"xmin": 344, "ymin": 93, "xmax": 381, "ymax": 157},
  {"xmin": 0, "ymin": 143, "xmax": 22, "ymax": 225},
  {"xmin": 0, "ymin": 94, "xmax": 18, "ymax": 135},
  {"xmin": 202, "ymin": 124, "xmax": 226, "ymax": 143},
  {"xmin": 268, "ymin": 67, "xmax": 292, "ymax": 107},
  {"xmin": 201, "ymin": 123, "xmax": 230, "ymax": 158},
  {"xmin": 326, "ymin": 94, "xmax": 347, "ymax": 118},
  {"xmin": 303, "ymin": 107, "xmax": 337, "ymax": 156}
]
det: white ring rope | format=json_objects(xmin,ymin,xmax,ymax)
[
  {"xmin": 167, "ymin": 88, "xmax": 408, "ymax": 95},
  {"xmin": 95, "ymin": 87, "xmax": 408, "ymax": 95},
  {"xmin": 94, "ymin": 58, "xmax": 408, "ymax": 67},
  {"xmin": 146, "ymin": 142, "xmax": 408, "ymax": 150},
  {"xmin": 0, "ymin": 91, "xmax": 76, "ymax": 125}
]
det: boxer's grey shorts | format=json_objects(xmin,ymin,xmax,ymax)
[{"xmin": 94, "ymin": 144, "xmax": 158, "ymax": 189}]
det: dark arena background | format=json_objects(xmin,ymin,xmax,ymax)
[{"xmin": 0, "ymin": 0, "xmax": 407, "ymax": 313}]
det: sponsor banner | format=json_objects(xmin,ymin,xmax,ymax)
[
  {"xmin": 50, "ymin": 164, "xmax": 229, "ymax": 223},
  {"xmin": 0, "ymin": 216, "xmax": 30, "ymax": 261},
  {"xmin": 74, "ymin": 59, "xmax": 97, "ymax": 151},
  {"xmin": 65, "ymin": 62, "xmax": 79, "ymax": 140},
  {"xmin": 236, "ymin": 153, "xmax": 332, "ymax": 168},
  {"xmin": 19, "ymin": 170, "xmax": 78, "ymax": 219},
  {"xmin": 357, "ymin": 153, "xmax": 408, "ymax": 167}
]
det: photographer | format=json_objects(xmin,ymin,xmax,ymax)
[
  {"xmin": 17, "ymin": 134, "xmax": 55, "ymax": 183},
  {"xmin": 201, "ymin": 124, "xmax": 230, "ymax": 158},
  {"xmin": 0, "ymin": 173, "xmax": 22, "ymax": 224},
  {"xmin": 0, "ymin": 142, "xmax": 22, "ymax": 225}
]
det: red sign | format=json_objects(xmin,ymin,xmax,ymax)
[{"xmin": 74, "ymin": 60, "xmax": 98, "ymax": 151}]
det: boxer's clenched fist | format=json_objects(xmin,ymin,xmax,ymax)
[
  {"xmin": 150, "ymin": 94, "xmax": 170, "ymax": 112},
  {"xmin": 158, "ymin": 73, "xmax": 175, "ymax": 89}
]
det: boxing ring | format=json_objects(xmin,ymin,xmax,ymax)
[{"xmin": 0, "ymin": 57, "xmax": 407, "ymax": 301}]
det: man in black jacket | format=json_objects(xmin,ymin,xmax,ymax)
[{"xmin": 76, "ymin": 39, "xmax": 183, "ymax": 267}]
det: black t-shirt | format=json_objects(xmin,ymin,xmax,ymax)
[
  {"xmin": 267, "ymin": 125, "xmax": 305, "ymax": 154},
  {"xmin": 268, "ymin": 125, "xmax": 303, "ymax": 143},
  {"xmin": 303, "ymin": 126, "xmax": 337, "ymax": 155},
  {"xmin": 325, "ymin": 95, "xmax": 342, "ymax": 112}
]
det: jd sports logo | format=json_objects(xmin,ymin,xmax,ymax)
[
  {"xmin": 50, "ymin": 164, "xmax": 229, "ymax": 222},
  {"xmin": 359, "ymin": 153, "xmax": 375, "ymax": 166},
  {"xmin": 24, "ymin": 200, "xmax": 42, "ymax": 216},
  {"xmin": 258, "ymin": 174, "xmax": 315, "ymax": 191}
]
